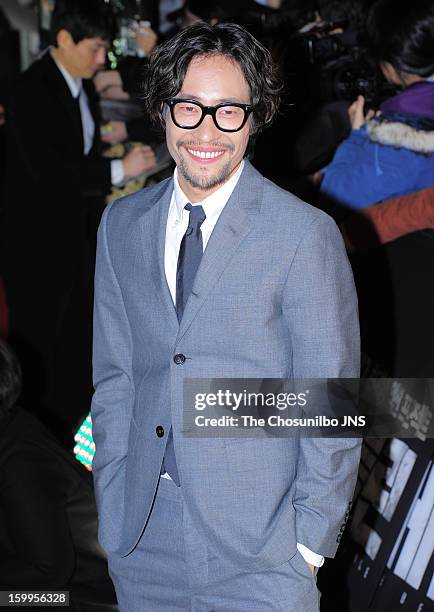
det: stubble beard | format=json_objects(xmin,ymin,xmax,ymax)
[
  {"xmin": 176, "ymin": 141, "xmax": 235, "ymax": 191},
  {"xmin": 178, "ymin": 158, "xmax": 233, "ymax": 191}
]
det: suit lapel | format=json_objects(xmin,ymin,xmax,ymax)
[
  {"xmin": 177, "ymin": 161, "xmax": 264, "ymax": 341},
  {"xmin": 142, "ymin": 178, "xmax": 179, "ymax": 332}
]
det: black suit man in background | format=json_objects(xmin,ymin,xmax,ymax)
[{"xmin": 2, "ymin": 0, "xmax": 156, "ymax": 444}]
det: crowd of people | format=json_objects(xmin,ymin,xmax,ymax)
[{"xmin": 0, "ymin": 0, "xmax": 432, "ymax": 610}]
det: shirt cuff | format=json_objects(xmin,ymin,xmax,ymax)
[
  {"xmin": 296, "ymin": 542, "xmax": 325, "ymax": 567},
  {"xmin": 110, "ymin": 159, "xmax": 125, "ymax": 186}
]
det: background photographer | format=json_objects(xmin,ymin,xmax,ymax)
[{"xmin": 318, "ymin": 0, "xmax": 434, "ymax": 209}]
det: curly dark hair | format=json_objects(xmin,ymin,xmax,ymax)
[{"xmin": 143, "ymin": 22, "xmax": 282, "ymax": 134}]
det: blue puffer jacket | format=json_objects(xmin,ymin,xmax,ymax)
[{"xmin": 320, "ymin": 85, "xmax": 434, "ymax": 209}]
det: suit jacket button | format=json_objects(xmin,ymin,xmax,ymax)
[
  {"xmin": 156, "ymin": 425, "xmax": 164, "ymax": 438},
  {"xmin": 173, "ymin": 354, "xmax": 186, "ymax": 365}
]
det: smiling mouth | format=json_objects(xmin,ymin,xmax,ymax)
[{"xmin": 185, "ymin": 147, "xmax": 226, "ymax": 162}]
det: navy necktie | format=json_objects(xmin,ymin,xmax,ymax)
[
  {"xmin": 161, "ymin": 203, "xmax": 206, "ymax": 486},
  {"xmin": 176, "ymin": 203, "xmax": 206, "ymax": 321}
]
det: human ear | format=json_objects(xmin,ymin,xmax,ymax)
[
  {"xmin": 379, "ymin": 61, "xmax": 400, "ymax": 85},
  {"xmin": 57, "ymin": 29, "xmax": 74, "ymax": 50}
]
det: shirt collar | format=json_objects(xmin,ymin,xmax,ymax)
[
  {"xmin": 50, "ymin": 48, "xmax": 82, "ymax": 99},
  {"xmin": 173, "ymin": 160, "xmax": 245, "ymax": 221}
]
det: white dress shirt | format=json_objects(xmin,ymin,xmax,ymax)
[
  {"xmin": 163, "ymin": 162, "xmax": 324, "ymax": 569},
  {"xmin": 164, "ymin": 162, "xmax": 244, "ymax": 303},
  {"xmin": 51, "ymin": 50, "xmax": 124, "ymax": 185}
]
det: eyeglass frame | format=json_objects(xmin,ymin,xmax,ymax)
[{"xmin": 164, "ymin": 98, "xmax": 254, "ymax": 133}]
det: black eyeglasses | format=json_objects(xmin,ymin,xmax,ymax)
[{"xmin": 165, "ymin": 98, "xmax": 254, "ymax": 132}]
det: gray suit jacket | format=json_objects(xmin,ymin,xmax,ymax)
[{"xmin": 91, "ymin": 161, "xmax": 361, "ymax": 570}]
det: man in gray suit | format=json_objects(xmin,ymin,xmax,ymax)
[{"xmin": 91, "ymin": 22, "xmax": 361, "ymax": 611}]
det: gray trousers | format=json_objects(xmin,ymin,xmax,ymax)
[{"xmin": 108, "ymin": 477, "xmax": 321, "ymax": 611}]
